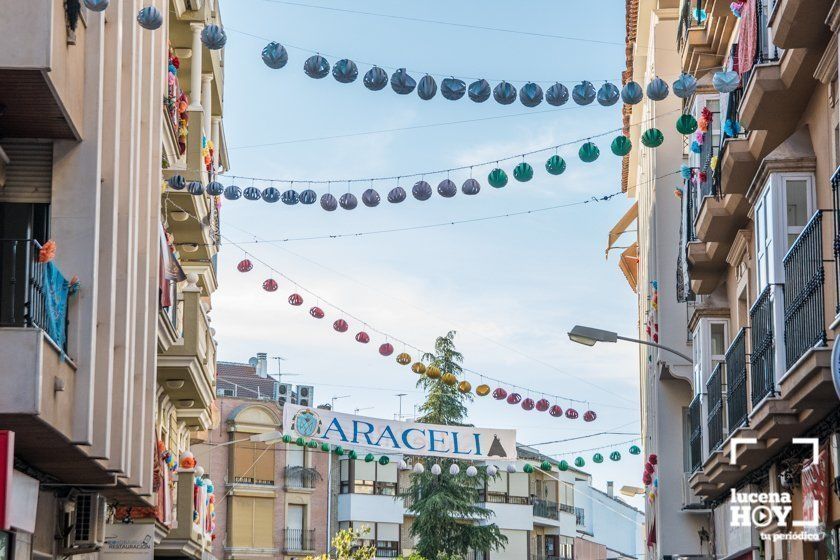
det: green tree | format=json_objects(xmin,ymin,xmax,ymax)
[
  {"xmin": 305, "ymin": 528, "xmax": 375, "ymax": 560},
  {"xmin": 403, "ymin": 331, "xmax": 507, "ymax": 560}
]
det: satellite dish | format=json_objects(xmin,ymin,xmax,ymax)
[{"xmin": 248, "ymin": 357, "xmax": 258, "ymax": 367}]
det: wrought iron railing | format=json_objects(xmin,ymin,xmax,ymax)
[
  {"xmin": 830, "ymin": 167, "xmax": 840, "ymax": 314},
  {"xmin": 0, "ymin": 239, "xmax": 69, "ymax": 351},
  {"xmin": 706, "ymin": 363, "xmax": 725, "ymax": 451},
  {"xmin": 754, "ymin": 0, "xmax": 780, "ymax": 64},
  {"xmin": 726, "ymin": 328, "xmax": 749, "ymax": 431},
  {"xmin": 283, "ymin": 529, "xmax": 315, "ymax": 552},
  {"xmin": 783, "ymin": 211, "xmax": 827, "ymax": 368},
  {"xmin": 677, "ymin": 0, "xmax": 705, "ymax": 51},
  {"xmin": 284, "ymin": 465, "xmax": 318, "ymax": 489},
  {"xmin": 750, "ymin": 285, "xmax": 777, "ymax": 405},
  {"xmin": 477, "ymin": 491, "xmax": 529, "ymax": 505},
  {"xmin": 688, "ymin": 394, "xmax": 703, "ymax": 472}
]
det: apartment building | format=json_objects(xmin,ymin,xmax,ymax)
[
  {"xmin": 0, "ymin": 0, "xmax": 226, "ymax": 559},
  {"xmin": 205, "ymin": 357, "xmax": 333, "ymax": 560},
  {"xmin": 617, "ymin": 0, "xmax": 840, "ymax": 558},
  {"xmin": 574, "ymin": 479, "xmax": 644, "ymax": 560}
]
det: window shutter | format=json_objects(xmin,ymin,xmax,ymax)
[
  {"xmin": 253, "ymin": 442, "xmax": 275, "ymax": 484},
  {"xmin": 252, "ymin": 498, "xmax": 274, "ymax": 548},
  {"xmin": 231, "ymin": 497, "xmax": 256, "ymax": 548},
  {"xmin": 0, "ymin": 141, "xmax": 52, "ymax": 203}
]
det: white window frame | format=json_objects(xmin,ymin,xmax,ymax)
[
  {"xmin": 690, "ymin": 318, "xmax": 729, "ymax": 396},
  {"xmin": 753, "ymin": 172, "xmax": 816, "ymax": 293}
]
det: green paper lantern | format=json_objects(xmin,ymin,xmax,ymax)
[
  {"xmin": 365, "ymin": 453, "xmax": 375, "ymax": 463},
  {"xmin": 558, "ymin": 460, "xmax": 569, "ymax": 471},
  {"xmin": 629, "ymin": 445, "xmax": 641, "ymax": 455},
  {"xmin": 593, "ymin": 453, "xmax": 604, "ymax": 464},
  {"xmin": 513, "ymin": 162, "xmax": 534, "ymax": 182},
  {"xmin": 321, "ymin": 443, "xmax": 331, "ymax": 453},
  {"xmin": 348, "ymin": 450, "xmax": 358, "ymax": 460},
  {"xmin": 676, "ymin": 114, "xmax": 698, "ymax": 135},
  {"xmin": 574, "ymin": 457, "xmax": 586, "ymax": 468},
  {"xmin": 540, "ymin": 460, "xmax": 552, "ymax": 472},
  {"xmin": 306, "ymin": 440, "xmax": 318, "ymax": 449},
  {"xmin": 641, "ymin": 128, "xmax": 664, "ymax": 148},
  {"xmin": 610, "ymin": 451, "xmax": 622, "ymax": 462},
  {"xmin": 610, "ymin": 136, "xmax": 632, "ymax": 157},
  {"xmin": 488, "ymin": 168, "xmax": 508, "ymax": 188},
  {"xmin": 523, "ymin": 464, "xmax": 535, "ymax": 474},
  {"xmin": 295, "ymin": 437, "xmax": 305, "ymax": 447},
  {"xmin": 333, "ymin": 446, "xmax": 344, "ymax": 456},
  {"xmin": 579, "ymin": 142, "xmax": 600, "ymax": 163},
  {"xmin": 545, "ymin": 155, "xmax": 566, "ymax": 175},
  {"xmin": 282, "ymin": 434, "xmax": 292, "ymax": 444},
  {"xmin": 378, "ymin": 456, "xmax": 390, "ymax": 466}
]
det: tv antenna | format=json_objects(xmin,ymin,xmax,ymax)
[{"xmin": 270, "ymin": 356, "xmax": 302, "ymax": 383}]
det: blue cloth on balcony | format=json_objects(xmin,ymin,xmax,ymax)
[{"xmin": 42, "ymin": 261, "xmax": 70, "ymax": 349}]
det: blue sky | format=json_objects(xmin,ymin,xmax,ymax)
[{"xmin": 213, "ymin": 0, "xmax": 643, "ymax": 502}]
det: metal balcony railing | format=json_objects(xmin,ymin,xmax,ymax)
[
  {"xmin": 831, "ymin": 168, "xmax": 840, "ymax": 314},
  {"xmin": 532, "ymin": 498, "xmax": 560, "ymax": 520},
  {"xmin": 677, "ymin": 0, "xmax": 704, "ymax": 51},
  {"xmin": 750, "ymin": 285, "xmax": 777, "ymax": 405},
  {"xmin": 706, "ymin": 363, "xmax": 725, "ymax": 451},
  {"xmin": 688, "ymin": 394, "xmax": 703, "ymax": 473},
  {"xmin": 283, "ymin": 529, "xmax": 315, "ymax": 552},
  {"xmin": 754, "ymin": 0, "xmax": 780, "ymax": 64},
  {"xmin": 531, "ymin": 555, "xmax": 564, "ymax": 560},
  {"xmin": 725, "ymin": 328, "xmax": 748, "ymax": 431},
  {"xmin": 284, "ymin": 465, "xmax": 318, "ymax": 489},
  {"xmin": 477, "ymin": 491, "xmax": 529, "ymax": 505},
  {"xmin": 0, "ymin": 239, "xmax": 69, "ymax": 351},
  {"xmin": 783, "ymin": 211, "xmax": 827, "ymax": 368}
]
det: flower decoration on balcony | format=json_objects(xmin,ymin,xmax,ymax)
[
  {"xmin": 418, "ymin": 75, "xmax": 438, "ymax": 101},
  {"xmin": 437, "ymin": 179, "xmax": 457, "ymax": 197},
  {"xmin": 288, "ymin": 293, "xmax": 304, "ymax": 306},
  {"xmin": 355, "ymin": 330, "xmax": 370, "ymax": 343},
  {"xmin": 38, "ymin": 240, "xmax": 57, "ymax": 263},
  {"xmin": 262, "ymin": 279, "xmax": 278, "ymax": 292},
  {"xmin": 262, "ymin": 42, "xmax": 289, "ymax": 69},
  {"xmin": 379, "ymin": 342, "xmax": 394, "ymax": 356},
  {"xmin": 493, "ymin": 81, "xmax": 518, "ymax": 105},
  {"xmin": 520, "ymin": 82, "xmax": 544, "ymax": 107},
  {"xmin": 690, "ymin": 140, "xmax": 702, "ymax": 153},
  {"xmin": 179, "ymin": 451, "xmax": 196, "ymax": 469},
  {"xmin": 137, "ymin": 6, "xmax": 163, "ymax": 30},
  {"xmin": 724, "ymin": 119, "xmax": 742, "ymax": 138},
  {"xmin": 730, "ymin": 0, "xmax": 746, "ymax": 17},
  {"xmin": 332, "ymin": 59, "xmax": 359, "ymax": 84},
  {"xmin": 396, "ymin": 352, "xmax": 411, "ymax": 365},
  {"xmin": 201, "ymin": 24, "xmax": 227, "ymax": 50},
  {"xmin": 572, "ymin": 81, "xmax": 596, "ymax": 105},
  {"xmin": 333, "ymin": 319, "xmax": 348, "ymax": 332},
  {"xmin": 309, "ymin": 306, "xmax": 324, "ymax": 319}
]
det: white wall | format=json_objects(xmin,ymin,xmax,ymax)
[
  {"xmin": 576, "ymin": 482, "xmax": 644, "ymax": 559},
  {"xmin": 494, "ymin": 529, "xmax": 528, "ymax": 560},
  {"xmin": 336, "ymin": 494, "xmax": 405, "ymax": 524}
]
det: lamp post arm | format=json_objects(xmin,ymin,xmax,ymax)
[{"xmin": 615, "ymin": 335, "xmax": 693, "ymax": 363}]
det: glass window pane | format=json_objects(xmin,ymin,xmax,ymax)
[
  {"xmin": 710, "ymin": 323, "xmax": 726, "ymax": 355},
  {"xmin": 786, "ymin": 179, "xmax": 809, "ymax": 229}
]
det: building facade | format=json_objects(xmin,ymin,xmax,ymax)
[
  {"xmin": 617, "ymin": 0, "xmax": 840, "ymax": 558},
  {"xmin": 0, "ymin": 0, "xmax": 227, "ymax": 559},
  {"xmin": 574, "ymin": 479, "xmax": 644, "ymax": 560}
]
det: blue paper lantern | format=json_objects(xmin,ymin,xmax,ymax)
[
  {"xmin": 412, "ymin": 180, "xmax": 432, "ymax": 201},
  {"xmin": 206, "ymin": 181, "xmax": 224, "ymax": 196},
  {"xmin": 223, "ymin": 185, "xmax": 241, "ymax": 200},
  {"xmin": 262, "ymin": 187, "xmax": 281, "ymax": 203},
  {"xmin": 621, "ymin": 81, "xmax": 644, "ymax": 105},
  {"xmin": 332, "ymin": 59, "xmax": 358, "ymax": 83},
  {"xmin": 646, "ymin": 77, "xmax": 669, "ymax": 101},
  {"xmin": 201, "ymin": 24, "xmax": 227, "ymax": 50},
  {"xmin": 546, "ymin": 83, "xmax": 569, "ymax": 106},
  {"xmin": 262, "ymin": 42, "xmax": 288, "ymax": 69},
  {"xmin": 437, "ymin": 179, "xmax": 457, "ymax": 198},
  {"xmin": 597, "ymin": 82, "xmax": 620, "ymax": 106},
  {"xmin": 363, "ymin": 66, "xmax": 388, "ymax": 91},
  {"xmin": 468, "ymin": 79, "xmax": 491, "ymax": 103},
  {"xmin": 417, "ymin": 75, "xmax": 437, "ymax": 100},
  {"xmin": 493, "ymin": 81, "xmax": 517, "ymax": 105},
  {"xmin": 572, "ymin": 81, "xmax": 596, "ymax": 105},
  {"xmin": 84, "ymin": 0, "xmax": 109, "ymax": 11},
  {"xmin": 304, "ymin": 55, "xmax": 330, "ymax": 79},
  {"xmin": 299, "ymin": 189, "xmax": 317, "ymax": 204},
  {"xmin": 391, "ymin": 68, "xmax": 416, "ymax": 94},
  {"xmin": 243, "ymin": 187, "xmax": 261, "ymax": 201},
  {"xmin": 362, "ymin": 189, "xmax": 380, "ymax": 207},
  {"xmin": 519, "ymin": 82, "xmax": 543, "ymax": 107},
  {"xmin": 167, "ymin": 175, "xmax": 186, "ymax": 190},
  {"xmin": 461, "ymin": 178, "xmax": 481, "ymax": 195},
  {"xmin": 339, "ymin": 193, "xmax": 358, "ymax": 210},
  {"xmin": 281, "ymin": 190, "xmax": 299, "ymax": 205},
  {"xmin": 320, "ymin": 193, "xmax": 338, "ymax": 211},
  {"xmin": 713, "ymin": 70, "xmax": 740, "ymax": 93},
  {"xmin": 388, "ymin": 186, "xmax": 407, "ymax": 203},
  {"xmin": 672, "ymin": 73, "xmax": 697, "ymax": 99},
  {"xmin": 187, "ymin": 181, "xmax": 204, "ymax": 196},
  {"xmin": 441, "ymin": 78, "xmax": 466, "ymax": 100},
  {"xmin": 137, "ymin": 6, "xmax": 163, "ymax": 30}
]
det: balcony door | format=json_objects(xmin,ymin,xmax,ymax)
[{"xmin": 0, "ymin": 202, "xmax": 49, "ymax": 326}]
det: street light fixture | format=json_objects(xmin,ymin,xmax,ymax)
[{"xmin": 567, "ymin": 324, "xmax": 692, "ymax": 362}]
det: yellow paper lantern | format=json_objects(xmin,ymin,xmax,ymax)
[
  {"xmin": 442, "ymin": 373, "xmax": 457, "ymax": 386},
  {"xmin": 396, "ymin": 352, "xmax": 411, "ymax": 365},
  {"xmin": 458, "ymin": 380, "xmax": 472, "ymax": 394},
  {"xmin": 476, "ymin": 384, "xmax": 491, "ymax": 396},
  {"xmin": 411, "ymin": 362, "xmax": 426, "ymax": 374},
  {"xmin": 426, "ymin": 366, "xmax": 441, "ymax": 379}
]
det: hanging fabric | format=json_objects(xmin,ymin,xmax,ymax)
[{"xmin": 737, "ymin": 0, "xmax": 758, "ymax": 76}]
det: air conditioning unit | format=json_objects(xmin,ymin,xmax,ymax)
[
  {"xmin": 60, "ymin": 492, "xmax": 106, "ymax": 554},
  {"xmin": 297, "ymin": 385, "xmax": 315, "ymax": 407},
  {"xmin": 278, "ymin": 383, "xmax": 293, "ymax": 406}
]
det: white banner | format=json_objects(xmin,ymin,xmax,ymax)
[{"xmin": 282, "ymin": 403, "xmax": 517, "ymax": 461}]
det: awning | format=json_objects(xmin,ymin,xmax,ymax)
[
  {"xmin": 618, "ymin": 242, "xmax": 639, "ymax": 292},
  {"xmin": 606, "ymin": 201, "xmax": 638, "ymax": 258}
]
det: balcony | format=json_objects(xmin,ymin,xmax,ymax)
[
  {"xmin": 770, "ymin": 0, "xmax": 832, "ymax": 49},
  {"xmin": 750, "ymin": 285, "xmax": 778, "ymax": 406},
  {"xmin": 158, "ymin": 276, "xmax": 217, "ymax": 430},
  {"xmin": 163, "ymin": 180, "xmax": 220, "ymax": 266},
  {"xmin": 476, "ymin": 491, "xmax": 530, "ymax": 505},
  {"xmin": 532, "ymin": 499, "xmax": 560, "ymax": 521},
  {"xmin": 688, "ymin": 394, "xmax": 703, "ymax": 473},
  {"xmin": 725, "ymin": 328, "xmax": 749, "ymax": 431},
  {"xmin": 677, "ymin": 0, "xmax": 738, "ymax": 75},
  {"xmin": 283, "ymin": 529, "xmax": 315, "ymax": 554},
  {"xmin": 694, "ymin": 194, "xmax": 749, "ymax": 243},
  {"xmin": 706, "ymin": 363, "xmax": 724, "ymax": 452},
  {"xmin": 0, "ymin": 0, "xmax": 85, "ymax": 139},
  {"xmin": 575, "ymin": 507, "xmax": 585, "ymax": 526},
  {"xmin": 157, "ymin": 469, "xmax": 213, "ymax": 558},
  {"xmin": 284, "ymin": 465, "xmax": 318, "ymax": 490}
]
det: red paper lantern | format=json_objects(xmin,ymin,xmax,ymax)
[
  {"xmin": 379, "ymin": 343, "xmax": 394, "ymax": 356},
  {"xmin": 262, "ymin": 279, "xmax": 278, "ymax": 292},
  {"xmin": 648, "ymin": 454, "xmax": 658, "ymax": 465},
  {"xmin": 492, "ymin": 388, "xmax": 508, "ymax": 400},
  {"xmin": 506, "ymin": 393, "xmax": 522, "ymax": 405},
  {"xmin": 355, "ymin": 331, "xmax": 369, "ymax": 343},
  {"xmin": 521, "ymin": 398, "xmax": 535, "ymax": 411},
  {"xmin": 237, "ymin": 259, "xmax": 253, "ymax": 272},
  {"xmin": 333, "ymin": 319, "xmax": 349, "ymax": 332},
  {"xmin": 565, "ymin": 408, "xmax": 579, "ymax": 420},
  {"xmin": 309, "ymin": 306, "xmax": 324, "ymax": 319},
  {"xmin": 549, "ymin": 405, "xmax": 563, "ymax": 417},
  {"xmin": 583, "ymin": 410, "xmax": 597, "ymax": 422},
  {"xmin": 535, "ymin": 399, "xmax": 550, "ymax": 412},
  {"xmin": 288, "ymin": 293, "xmax": 303, "ymax": 306}
]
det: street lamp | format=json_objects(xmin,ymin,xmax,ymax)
[{"xmin": 567, "ymin": 324, "xmax": 692, "ymax": 362}]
